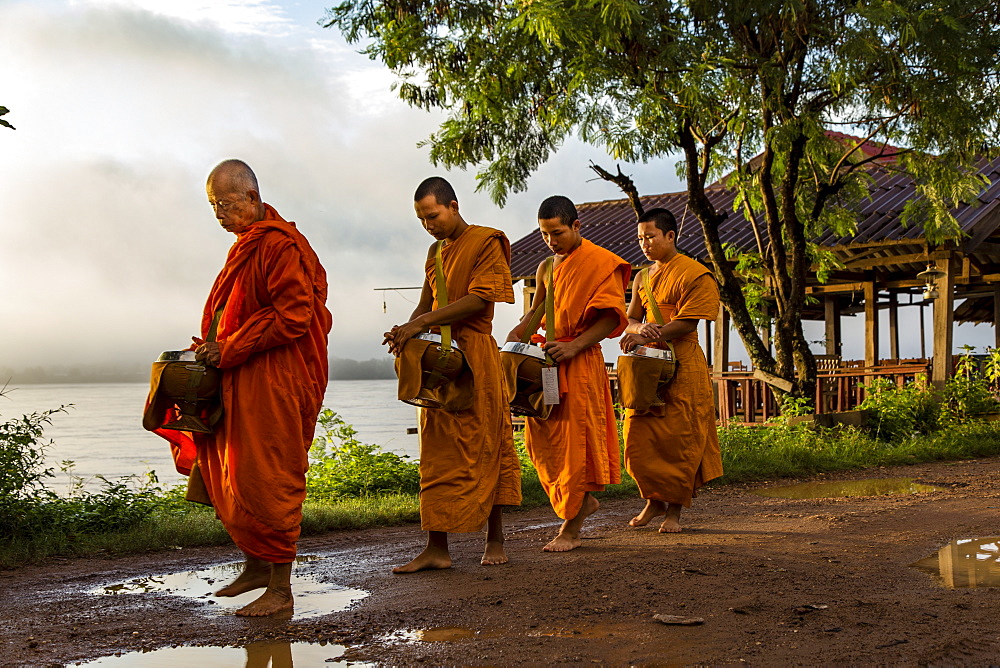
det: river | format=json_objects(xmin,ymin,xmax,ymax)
[{"xmin": 0, "ymin": 380, "xmax": 418, "ymax": 491}]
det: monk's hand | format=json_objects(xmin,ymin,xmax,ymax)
[
  {"xmin": 542, "ymin": 340, "xmax": 580, "ymax": 363},
  {"xmin": 619, "ymin": 333, "xmax": 649, "ymax": 353},
  {"xmin": 195, "ymin": 341, "xmax": 221, "ymax": 367},
  {"xmin": 382, "ymin": 326, "xmax": 399, "ymax": 354},
  {"xmin": 506, "ymin": 327, "xmax": 523, "ymax": 343},
  {"xmin": 387, "ymin": 319, "xmax": 426, "ymax": 357},
  {"xmin": 636, "ymin": 322, "xmax": 660, "ymax": 339}
]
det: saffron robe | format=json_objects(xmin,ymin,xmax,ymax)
[
  {"xmin": 524, "ymin": 239, "xmax": 630, "ymax": 520},
  {"xmin": 418, "ymin": 225, "xmax": 522, "ymax": 532},
  {"xmin": 623, "ymin": 253, "xmax": 723, "ymax": 506},
  {"xmin": 157, "ymin": 204, "xmax": 332, "ymax": 562}
]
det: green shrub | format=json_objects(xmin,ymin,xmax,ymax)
[
  {"xmin": 0, "ymin": 407, "xmax": 163, "ymax": 540},
  {"xmin": 858, "ymin": 377, "xmax": 939, "ymax": 441},
  {"xmin": 307, "ymin": 409, "xmax": 421, "ymax": 499},
  {"xmin": 940, "ymin": 347, "xmax": 1000, "ymax": 423}
]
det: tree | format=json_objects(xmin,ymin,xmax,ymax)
[
  {"xmin": 0, "ymin": 106, "xmax": 13, "ymax": 130},
  {"xmin": 326, "ymin": 0, "xmax": 1000, "ymax": 401}
]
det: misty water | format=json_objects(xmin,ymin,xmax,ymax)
[{"xmin": 0, "ymin": 380, "xmax": 418, "ymax": 491}]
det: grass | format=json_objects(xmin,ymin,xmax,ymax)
[
  {"xmin": 717, "ymin": 418, "xmax": 1000, "ymax": 484},
  {"xmin": 5, "ymin": 410, "xmax": 1000, "ymax": 570}
]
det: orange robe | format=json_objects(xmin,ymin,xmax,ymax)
[
  {"xmin": 157, "ymin": 204, "xmax": 332, "ymax": 562},
  {"xmin": 525, "ymin": 239, "xmax": 630, "ymax": 520},
  {"xmin": 419, "ymin": 225, "xmax": 522, "ymax": 532},
  {"xmin": 623, "ymin": 254, "xmax": 723, "ymax": 506}
]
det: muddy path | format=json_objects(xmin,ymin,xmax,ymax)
[{"xmin": 2, "ymin": 457, "xmax": 999, "ymax": 666}]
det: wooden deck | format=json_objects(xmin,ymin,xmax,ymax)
[
  {"xmin": 511, "ymin": 359, "xmax": 933, "ymax": 428},
  {"xmin": 712, "ymin": 360, "xmax": 931, "ymax": 425}
]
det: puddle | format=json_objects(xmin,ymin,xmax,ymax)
[
  {"xmin": 911, "ymin": 537, "xmax": 1000, "ymax": 588},
  {"xmin": 754, "ymin": 478, "xmax": 942, "ymax": 499},
  {"xmin": 388, "ymin": 626, "xmax": 478, "ymax": 642},
  {"xmin": 94, "ymin": 556, "xmax": 367, "ymax": 619},
  {"xmin": 77, "ymin": 641, "xmax": 366, "ymax": 666}
]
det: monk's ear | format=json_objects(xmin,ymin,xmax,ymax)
[
  {"xmin": 571, "ymin": 219, "xmax": 581, "ymax": 232},
  {"xmin": 448, "ymin": 200, "xmax": 459, "ymax": 214},
  {"xmin": 666, "ymin": 230, "xmax": 676, "ymax": 245},
  {"xmin": 246, "ymin": 189, "xmax": 262, "ymax": 204}
]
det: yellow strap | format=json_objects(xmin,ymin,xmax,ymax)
[
  {"xmin": 545, "ymin": 256, "xmax": 555, "ymax": 344},
  {"xmin": 520, "ymin": 257, "xmax": 555, "ymax": 344},
  {"xmin": 206, "ymin": 307, "xmax": 224, "ymax": 343},
  {"xmin": 518, "ymin": 257, "xmax": 556, "ymax": 365},
  {"xmin": 641, "ymin": 266, "xmax": 677, "ymax": 362},
  {"xmin": 434, "ymin": 241, "xmax": 452, "ymax": 351},
  {"xmin": 642, "ymin": 267, "xmax": 666, "ymax": 326}
]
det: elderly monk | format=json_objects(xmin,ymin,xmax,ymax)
[
  {"xmin": 619, "ymin": 208, "xmax": 723, "ymax": 533},
  {"xmin": 383, "ymin": 176, "xmax": 521, "ymax": 573},
  {"xmin": 155, "ymin": 159, "xmax": 332, "ymax": 616},
  {"xmin": 507, "ymin": 195, "xmax": 630, "ymax": 552}
]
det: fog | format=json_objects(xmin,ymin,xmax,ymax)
[
  {"xmin": 0, "ymin": 0, "xmax": 991, "ymax": 379},
  {"xmin": 0, "ymin": 0, "xmax": 682, "ymax": 373}
]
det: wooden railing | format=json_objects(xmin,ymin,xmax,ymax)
[{"xmin": 712, "ymin": 360, "xmax": 932, "ymax": 426}]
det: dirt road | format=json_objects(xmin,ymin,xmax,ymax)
[{"xmin": 2, "ymin": 457, "xmax": 999, "ymax": 666}]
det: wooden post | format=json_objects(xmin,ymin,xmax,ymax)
[
  {"xmin": 864, "ymin": 280, "xmax": 879, "ymax": 367},
  {"xmin": 760, "ymin": 303, "xmax": 772, "ymax": 354},
  {"xmin": 993, "ymin": 283, "xmax": 1000, "ymax": 351},
  {"xmin": 920, "ymin": 304, "xmax": 926, "ymax": 359},
  {"xmin": 713, "ymin": 303, "xmax": 730, "ymax": 374},
  {"xmin": 932, "ymin": 256, "xmax": 955, "ymax": 388},
  {"xmin": 521, "ymin": 277, "xmax": 536, "ymax": 316},
  {"xmin": 704, "ymin": 320, "xmax": 713, "ymax": 366},
  {"xmin": 888, "ymin": 291, "xmax": 899, "ymax": 360},
  {"xmin": 824, "ymin": 296, "xmax": 841, "ymax": 356}
]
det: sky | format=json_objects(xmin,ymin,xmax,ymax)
[{"xmin": 0, "ymin": 0, "xmax": 993, "ymax": 372}]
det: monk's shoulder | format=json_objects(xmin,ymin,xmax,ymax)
[
  {"xmin": 670, "ymin": 254, "xmax": 712, "ymax": 281},
  {"xmin": 583, "ymin": 239, "xmax": 628, "ymax": 271},
  {"xmin": 463, "ymin": 224, "xmax": 508, "ymax": 247}
]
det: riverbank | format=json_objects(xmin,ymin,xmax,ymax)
[{"xmin": 2, "ymin": 455, "xmax": 998, "ymax": 666}]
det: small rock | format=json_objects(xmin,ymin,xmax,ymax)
[{"xmin": 654, "ymin": 614, "xmax": 704, "ymax": 626}]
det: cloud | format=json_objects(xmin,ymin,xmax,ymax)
[{"xmin": 0, "ymin": 0, "xmax": 687, "ymax": 370}]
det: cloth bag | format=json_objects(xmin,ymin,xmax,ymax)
[
  {"xmin": 395, "ymin": 241, "xmax": 474, "ymax": 411},
  {"xmin": 617, "ymin": 266, "xmax": 678, "ymax": 411}
]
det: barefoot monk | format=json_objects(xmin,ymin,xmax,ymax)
[
  {"xmin": 384, "ymin": 176, "xmax": 521, "ymax": 573},
  {"xmin": 507, "ymin": 196, "xmax": 630, "ymax": 552},
  {"xmin": 154, "ymin": 159, "xmax": 332, "ymax": 616},
  {"xmin": 619, "ymin": 208, "xmax": 723, "ymax": 533}
]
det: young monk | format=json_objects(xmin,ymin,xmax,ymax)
[
  {"xmin": 619, "ymin": 208, "xmax": 723, "ymax": 532},
  {"xmin": 507, "ymin": 195, "xmax": 630, "ymax": 552},
  {"xmin": 383, "ymin": 176, "xmax": 521, "ymax": 573}
]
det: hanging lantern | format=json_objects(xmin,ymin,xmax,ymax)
[{"xmin": 917, "ymin": 264, "xmax": 945, "ymax": 301}]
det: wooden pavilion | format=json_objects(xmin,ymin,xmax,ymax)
[{"xmin": 508, "ymin": 146, "xmax": 1000, "ymax": 423}]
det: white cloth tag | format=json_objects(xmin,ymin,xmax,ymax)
[{"xmin": 541, "ymin": 366, "xmax": 560, "ymax": 405}]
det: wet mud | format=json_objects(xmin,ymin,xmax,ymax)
[
  {"xmin": 3, "ymin": 457, "xmax": 1000, "ymax": 666},
  {"xmin": 754, "ymin": 477, "xmax": 942, "ymax": 499}
]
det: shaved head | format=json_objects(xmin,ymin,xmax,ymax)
[
  {"xmin": 414, "ymin": 176, "xmax": 457, "ymax": 206},
  {"xmin": 206, "ymin": 159, "xmax": 265, "ymax": 234},
  {"xmin": 207, "ymin": 159, "xmax": 259, "ymax": 197}
]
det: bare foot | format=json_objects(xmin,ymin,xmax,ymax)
[
  {"xmin": 481, "ymin": 540, "xmax": 508, "ymax": 565},
  {"xmin": 392, "ymin": 545, "xmax": 452, "ymax": 574},
  {"xmin": 542, "ymin": 534, "xmax": 583, "ymax": 552},
  {"xmin": 543, "ymin": 494, "xmax": 599, "ymax": 553},
  {"xmin": 629, "ymin": 499, "xmax": 666, "ymax": 527},
  {"xmin": 234, "ymin": 586, "xmax": 293, "ymax": 617},
  {"xmin": 658, "ymin": 503, "xmax": 683, "ymax": 533},
  {"xmin": 215, "ymin": 559, "xmax": 271, "ymax": 597}
]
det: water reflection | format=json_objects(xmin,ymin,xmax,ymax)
[
  {"xmin": 911, "ymin": 537, "xmax": 1000, "ymax": 588},
  {"xmin": 754, "ymin": 478, "xmax": 942, "ymax": 499},
  {"xmin": 94, "ymin": 556, "xmax": 367, "ymax": 619},
  {"xmin": 79, "ymin": 641, "xmax": 365, "ymax": 666}
]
